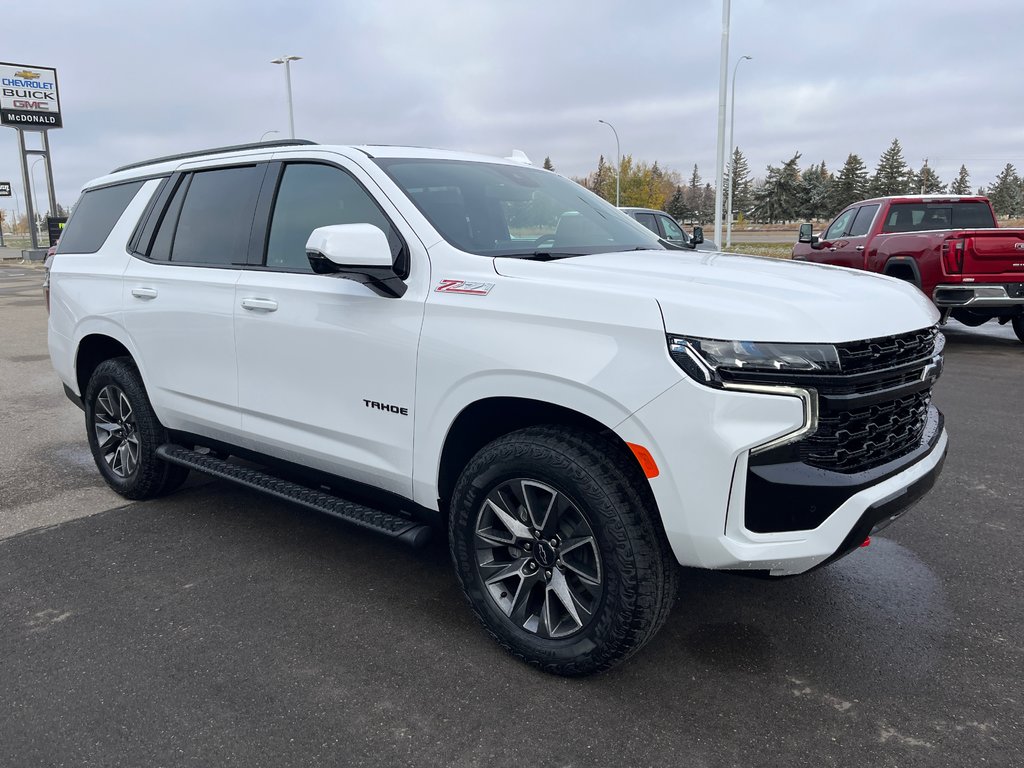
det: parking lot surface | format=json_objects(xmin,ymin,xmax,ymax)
[{"xmin": 1, "ymin": 264, "xmax": 1020, "ymax": 767}]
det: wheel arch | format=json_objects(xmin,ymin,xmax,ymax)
[
  {"xmin": 882, "ymin": 255, "xmax": 923, "ymax": 288},
  {"xmin": 434, "ymin": 396, "xmax": 651, "ymax": 519},
  {"xmin": 75, "ymin": 333, "xmax": 137, "ymax": 397}
]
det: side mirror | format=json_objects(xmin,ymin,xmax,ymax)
[
  {"xmin": 305, "ymin": 224, "xmax": 406, "ymax": 298},
  {"xmin": 797, "ymin": 223, "xmax": 816, "ymax": 244},
  {"xmin": 691, "ymin": 226, "xmax": 704, "ymax": 246}
]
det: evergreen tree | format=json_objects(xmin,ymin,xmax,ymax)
[
  {"xmin": 589, "ymin": 155, "xmax": 613, "ymax": 201},
  {"xmin": 912, "ymin": 161, "xmax": 945, "ymax": 194},
  {"xmin": 987, "ymin": 163, "xmax": 1023, "ymax": 218},
  {"xmin": 871, "ymin": 139, "xmax": 913, "ymax": 196},
  {"xmin": 831, "ymin": 153, "xmax": 870, "ymax": 213},
  {"xmin": 684, "ymin": 165, "xmax": 703, "ymax": 222},
  {"xmin": 949, "ymin": 165, "xmax": 971, "ymax": 195},
  {"xmin": 665, "ymin": 185, "xmax": 688, "ymax": 221},
  {"xmin": 798, "ymin": 161, "xmax": 834, "ymax": 220},
  {"xmin": 542, "ymin": 156, "xmax": 554, "ymax": 171},
  {"xmin": 726, "ymin": 147, "xmax": 752, "ymax": 220},
  {"xmin": 750, "ymin": 152, "xmax": 803, "ymax": 223}
]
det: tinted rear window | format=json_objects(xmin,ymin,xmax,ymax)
[
  {"xmin": 882, "ymin": 202, "xmax": 995, "ymax": 233},
  {"xmin": 166, "ymin": 166, "xmax": 263, "ymax": 265},
  {"xmin": 56, "ymin": 181, "xmax": 145, "ymax": 254}
]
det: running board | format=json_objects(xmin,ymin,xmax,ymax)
[{"xmin": 156, "ymin": 444, "xmax": 432, "ymax": 548}]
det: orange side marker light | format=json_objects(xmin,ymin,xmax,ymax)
[{"xmin": 626, "ymin": 443, "xmax": 660, "ymax": 479}]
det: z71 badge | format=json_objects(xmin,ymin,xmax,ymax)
[{"xmin": 435, "ymin": 279, "xmax": 494, "ymax": 296}]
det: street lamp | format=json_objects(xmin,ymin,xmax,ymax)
[
  {"xmin": 270, "ymin": 55, "xmax": 302, "ymax": 139},
  {"xmin": 258, "ymin": 130, "xmax": 280, "ymax": 142},
  {"xmin": 598, "ymin": 119, "xmax": 621, "ymax": 207},
  {"xmin": 725, "ymin": 55, "xmax": 752, "ymax": 249}
]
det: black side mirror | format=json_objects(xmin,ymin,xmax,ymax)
[
  {"xmin": 798, "ymin": 223, "xmax": 816, "ymax": 244},
  {"xmin": 691, "ymin": 226, "xmax": 704, "ymax": 246}
]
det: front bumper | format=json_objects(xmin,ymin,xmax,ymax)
[
  {"xmin": 615, "ymin": 377, "xmax": 948, "ymax": 576},
  {"xmin": 933, "ymin": 282, "xmax": 1024, "ymax": 308}
]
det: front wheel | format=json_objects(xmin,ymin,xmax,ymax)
[
  {"xmin": 84, "ymin": 357, "xmax": 189, "ymax": 499},
  {"xmin": 449, "ymin": 426, "xmax": 678, "ymax": 676},
  {"xmin": 1012, "ymin": 314, "xmax": 1024, "ymax": 344}
]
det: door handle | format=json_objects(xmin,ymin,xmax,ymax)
[
  {"xmin": 240, "ymin": 297, "xmax": 278, "ymax": 312},
  {"xmin": 131, "ymin": 287, "xmax": 158, "ymax": 300},
  {"xmin": 856, "ymin": 245, "xmax": 865, "ymax": 251},
  {"xmin": 829, "ymin": 247, "xmax": 837, "ymax": 252}
]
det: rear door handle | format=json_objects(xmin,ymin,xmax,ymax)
[
  {"xmin": 856, "ymin": 245, "xmax": 865, "ymax": 251},
  {"xmin": 131, "ymin": 287, "xmax": 158, "ymax": 300},
  {"xmin": 829, "ymin": 247, "xmax": 837, "ymax": 252},
  {"xmin": 240, "ymin": 297, "xmax": 278, "ymax": 312}
]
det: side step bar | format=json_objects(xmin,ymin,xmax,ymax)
[{"xmin": 156, "ymin": 444, "xmax": 432, "ymax": 548}]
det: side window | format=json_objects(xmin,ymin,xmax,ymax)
[
  {"xmin": 265, "ymin": 163, "xmax": 405, "ymax": 273},
  {"xmin": 658, "ymin": 214, "xmax": 686, "ymax": 242},
  {"xmin": 848, "ymin": 204, "xmax": 880, "ymax": 237},
  {"xmin": 824, "ymin": 208, "xmax": 856, "ymax": 240},
  {"xmin": 168, "ymin": 166, "xmax": 263, "ymax": 265},
  {"xmin": 633, "ymin": 212, "xmax": 659, "ymax": 234},
  {"xmin": 56, "ymin": 181, "xmax": 144, "ymax": 254},
  {"xmin": 147, "ymin": 176, "xmax": 190, "ymax": 262}
]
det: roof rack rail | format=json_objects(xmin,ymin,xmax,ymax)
[{"xmin": 111, "ymin": 139, "xmax": 318, "ymax": 174}]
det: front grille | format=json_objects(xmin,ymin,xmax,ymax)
[
  {"xmin": 731, "ymin": 326, "xmax": 942, "ymax": 474},
  {"xmin": 801, "ymin": 389, "xmax": 932, "ymax": 472},
  {"xmin": 834, "ymin": 327, "xmax": 938, "ymax": 374}
]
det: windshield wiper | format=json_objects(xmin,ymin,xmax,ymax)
[{"xmin": 493, "ymin": 252, "xmax": 583, "ymax": 261}]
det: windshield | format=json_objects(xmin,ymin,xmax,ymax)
[{"xmin": 374, "ymin": 158, "xmax": 666, "ymax": 257}]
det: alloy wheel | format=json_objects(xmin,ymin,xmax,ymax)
[{"xmin": 93, "ymin": 384, "xmax": 140, "ymax": 478}]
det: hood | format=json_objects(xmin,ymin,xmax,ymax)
[{"xmin": 493, "ymin": 250, "xmax": 939, "ymax": 343}]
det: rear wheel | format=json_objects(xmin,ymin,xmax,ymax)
[
  {"xmin": 84, "ymin": 357, "xmax": 189, "ymax": 499},
  {"xmin": 449, "ymin": 426, "xmax": 678, "ymax": 676},
  {"xmin": 1013, "ymin": 314, "xmax": 1024, "ymax": 344}
]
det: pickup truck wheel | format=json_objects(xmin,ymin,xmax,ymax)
[
  {"xmin": 449, "ymin": 426, "xmax": 678, "ymax": 676},
  {"xmin": 84, "ymin": 357, "xmax": 189, "ymax": 500},
  {"xmin": 1012, "ymin": 314, "xmax": 1024, "ymax": 343}
]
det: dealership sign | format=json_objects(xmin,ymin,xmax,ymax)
[
  {"xmin": 0, "ymin": 181, "xmax": 11, "ymax": 197},
  {"xmin": 0, "ymin": 62, "xmax": 62, "ymax": 130}
]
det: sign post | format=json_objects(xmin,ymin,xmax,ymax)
[
  {"xmin": 1, "ymin": 62, "xmax": 63, "ymax": 251},
  {"xmin": 0, "ymin": 182, "xmax": 8, "ymax": 247}
]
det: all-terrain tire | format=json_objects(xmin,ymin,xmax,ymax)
[
  {"xmin": 84, "ymin": 357, "xmax": 189, "ymax": 499},
  {"xmin": 449, "ymin": 426, "xmax": 679, "ymax": 676}
]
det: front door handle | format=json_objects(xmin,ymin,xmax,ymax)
[
  {"xmin": 240, "ymin": 297, "xmax": 278, "ymax": 312},
  {"xmin": 829, "ymin": 247, "xmax": 837, "ymax": 252},
  {"xmin": 131, "ymin": 287, "xmax": 158, "ymax": 300},
  {"xmin": 855, "ymin": 245, "xmax": 865, "ymax": 251}
]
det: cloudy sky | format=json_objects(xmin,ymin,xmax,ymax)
[{"xmin": 3, "ymin": 0, "xmax": 1023, "ymax": 213}]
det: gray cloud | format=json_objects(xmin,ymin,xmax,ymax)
[{"xmin": 2, "ymin": 0, "xmax": 1021, "ymax": 215}]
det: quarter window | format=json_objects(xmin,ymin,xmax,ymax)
[
  {"xmin": 265, "ymin": 163, "xmax": 405, "ymax": 273},
  {"xmin": 56, "ymin": 181, "xmax": 145, "ymax": 254}
]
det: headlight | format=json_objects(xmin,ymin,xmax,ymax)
[{"xmin": 668, "ymin": 335, "xmax": 840, "ymax": 384}]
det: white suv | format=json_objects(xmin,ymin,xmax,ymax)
[{"xmin": 48, "ymin": 140, "xmax": 948, "ymax": 675}]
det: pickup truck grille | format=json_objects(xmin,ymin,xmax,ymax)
[{"xmin": 724, "ymin": 326, "xmax": 942, "ymax": 474}]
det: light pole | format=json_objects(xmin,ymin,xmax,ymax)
[
  {"xmin": 713, "ymin": 0, "xmax": 731, "ymax": 248},
  {"xmin": 31, "ymin": 158, "xmax": 45, "ymax": 219},
  {"xmin": 270, "ymin": 55, "xmax": 302, "ymax": 139},
  {"xmin": 725, "ymin": 55, "xmax": 752, "ymax": 249},
  {"xmin": 258, "ymin": 130, "xmax": 280, "ymax": 142},
  {"xmin": 598, "ymin": 119, "xmax": 621, "ymax": 207}
]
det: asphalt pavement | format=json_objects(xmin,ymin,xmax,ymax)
[{"xmin": 1, "ymin": 264, "xmax": 1020, "ymax": 767}]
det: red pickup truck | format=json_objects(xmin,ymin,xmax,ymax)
[{"xmin": 792, "ymin": 195, "xmax": 1024, "ymax": 342}]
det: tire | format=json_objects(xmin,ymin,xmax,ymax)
[
  {"xmin": 84, "ymin": 357, "xmax": 189, "ymax": 499},
  {"xmin": 1013, "ymin": 314, "xmax": 1024, "ymax": 344},
  {"xmin": 448, "ymin": 426, "xmax": 679, "ymax": 676}
]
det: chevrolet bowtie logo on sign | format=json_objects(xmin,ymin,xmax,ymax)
[{"xmin": 0, "ymin": 61, "xmax": 63, "ymax": 130}]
